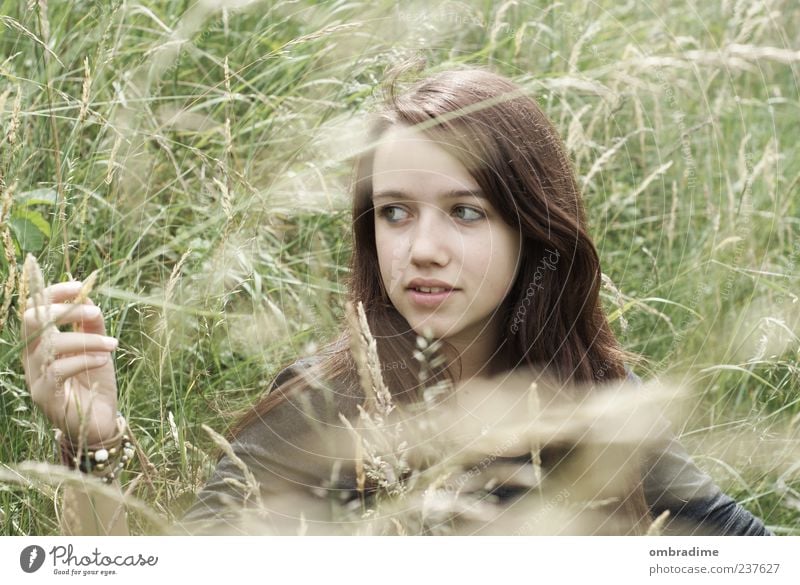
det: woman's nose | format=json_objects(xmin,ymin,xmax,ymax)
[{"xmin": 409, "ymin": 211, "xmax": 451, "ymax": 267}]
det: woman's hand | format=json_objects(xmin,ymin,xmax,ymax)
[{"xmin": 21, "ymin": 280, "xmax": 120, "ymax": 445}]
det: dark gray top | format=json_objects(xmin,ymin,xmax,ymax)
[{"xmin": 174, "ymin": 359, "xmax": 771, "ymax": 536}]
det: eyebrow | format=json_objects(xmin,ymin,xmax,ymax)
[{"xmin": 372, "ymin": 189, "xmax": 487, "ymax": 202}]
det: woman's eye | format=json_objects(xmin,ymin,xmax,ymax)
[
  {"xmin": 453, "ymin": 206, "xmax": 485, "ymax": 222},
  {"xmin": 377, "ymin": 205, "xmax": 409, "ymax": 222}
]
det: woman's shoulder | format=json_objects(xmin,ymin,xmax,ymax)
[
  {"xmin": 623, "ymin": 364, "xmax": 642, "ymax": 386},
  {"xmin": 235, "ymin": 354, "xmax": 358, "ymax": 443},
  {"xmin": 269, "ymin": 353, "xmax": 325, "ymax": 386}
]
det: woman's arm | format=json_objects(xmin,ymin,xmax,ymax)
[
  {"xmin": 174, "ymin": 360, "xmax": 357, "ymax": 535},
  {"xmin": 641, "ymin": 433, "xmax": 771, "ymax": 535},
  {"xmin": 21, "ymin": 279, "xmax": 127, "ymax": 536},
  {"xmin": 625, "ymin": 368, "xmax": 771, "ymax": 535},
  {"xmin": 61, "ymin": 483, "xmax": 129, "ymax": 536}
]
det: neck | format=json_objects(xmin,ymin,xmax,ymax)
[{"xmin": 444, "ymin": 326, "xmax": 508, "ymax": 385}]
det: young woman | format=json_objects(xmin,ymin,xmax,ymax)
[{"xmin": 21, "ymin": 66, "xmax": 770, "ymax": 536}]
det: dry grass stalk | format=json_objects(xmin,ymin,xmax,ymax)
[
  {"xmin": 412, "ymin": 330, "xmax": 450, "ymax": 406},
  {"xmin": 78, "ymin": 56, "xmax": 91, "ymax": 124},
  {"xmin": 0, "ymin": 88, "xmax": 9, "ymax": 120},
  {"xmin": 157, "ymin": 247, "xmax": 192, "ymax": 372},
  {"xmin": 222, "ymin": 56, "xmax": 233, "ymax": 171},
  {"xmin": 668, "ymin": 181, "xmax": 678, "ymax": 251},
  {"xmin": 489, "ymin": 0, "xmax": 517, "ymax": 48},
  {"xmin": 213, "ymin": 176, "xmax": 233, "ymax": 222},
  {"xmin": 165, "ymin": 247, "xmax": 192, "ymax": 303},
  {"xmin": 354, "ymin": 300, "xmax": 393, "ymax": 417},
  {"xmin": 581, "ymin": 128, "xmax": 648, "ymax": 192},
  {"xmin": 565, "ymin": 103, "xmax": 591, "ymax": 157},
  {"xmin": 105, "ymin": 133, "xmax": 122, "ymax": 185},
  {"xmin": 341, "ymin": 300, "xmax": 412, "ymax": 510},
  {"xmin": 59, "ymin": 479, "xmax": 83, "ymax": 535},
  {"xmin": 0, "ymin": 227, "xmax": 17, "ymax": 333},
  {"xmin": 617, "ymin": 160, "xmax": 674, "ymax": 206},
  {"xmin": 390, "ymin": 517, "xmax": 406, "ymax": 535},
  {"xmin": 62, "ymin": 268, "xmax": 100, "ymax": 341},
  {"xmin": 344, "ymin": 300, "xmax": 376, "ymax": 412},
  {"xmin": 36, "ymin": 0, "xmax": 50, "ymax": 45},
  {"xmin": 601, "ymin": 272, "xmax": 629, "ymax": 334},
  {"xmin": 338, "ymin": 413, "xmax": 366, "ymax": 502},
  {"xmin": 0, "ymin": 180, "xmax": 18, "ymax": 332},
  {"xmin": 568, "ymin": 21, "xmax": 601, "ymax": 74},
  {"xmin": 72, "ymin": 269, "xmax": 98, "ymax": 305},
  {"xmin": 646, "ymin": 509, "xmax": 671, "ymax": 535},
  {"xmin": 527, "ymin": 380, "xmax": 542, "ymax": 488},
  {"xmin": 6, "ymin": 85, "xmax": 21, "ymax": 145},
  {"xmin": 223, "ymin": 56, "xmax": 232, "ymax": 96},
  {"xmin": 201, "ymin": 423, "xmax": 263, "ymax": 509},
  {"xmin": 284, "ymin": 22, "xmax": 360, "ymax": 49},
  {"xmin": 122, "ymin": 428, "xmax": 157, "ymax": 494},
  {"xmin": 21, "ymin": 254, "xmax": 55, "ymax": 376}
]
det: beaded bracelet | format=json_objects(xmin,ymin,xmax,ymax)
[{"xmin": 58, "ymin": 413, "xmax": 134, "ymax": 484}]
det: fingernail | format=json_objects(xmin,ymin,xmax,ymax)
[
  {"xmin": 104, "ymin": 337, "xmax": 118, "ymax": 349},
  {"xmin": 85, "ymin": 306, "xmax": 101, "ymax": 317}
]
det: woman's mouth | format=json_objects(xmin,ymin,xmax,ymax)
[{"xmin": 407, "ymin": 287, "xmax": 457, "ymax": 307}]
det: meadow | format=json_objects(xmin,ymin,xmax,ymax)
[{"xmin": 0, "ymin": 0, "xmax": 798, "ymax": 535}]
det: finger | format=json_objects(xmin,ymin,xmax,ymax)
[
  {"xmin": 26, "ymin": 280, "xmax": 83, "ymax": 310},
  {"xmin": 73, "ymin": 303, "xmax": 106, "ymax": 335},
  {"xmin": 67, "ymin": 292, "xmax": 107, "ymax": 336},
  {"xmin": 41, "ymin": 353, "xmax": 110, "ymax": 389},
  {"xmin": 22, "ymin": 305, "xmax": 102, "ymax": 362},
  {"xmin": 50, "ymin": 332, "xmax": 119, "ymax": 357},
  {"xmin": 23, "ymin": 303, "xmax": 102, "ymax": 338}
]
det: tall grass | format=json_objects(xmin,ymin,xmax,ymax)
[{"xmin": 0, "ymin": 0, "xmax": 798, "ymax": 534}]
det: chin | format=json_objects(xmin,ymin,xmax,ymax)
[{"xmin": 408, "ymin": 321, "xmax": 457, "ymax": 340}]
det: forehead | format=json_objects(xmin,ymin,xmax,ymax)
[{"xmin": 371, "ymin": 125, "xmax": 480, "ymax": 193}]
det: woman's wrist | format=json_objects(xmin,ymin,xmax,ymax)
[
  {"xmin": 59, "ymin": 403, "xmax": 121, "ymax": 447},
  {"xmin": 58, "ymin": 413, "xmax": 134, "ymax": 484}
]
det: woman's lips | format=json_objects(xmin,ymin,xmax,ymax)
[{"xmin": 407, "ymin": 288, "xmax": 457, "ymax": 307}]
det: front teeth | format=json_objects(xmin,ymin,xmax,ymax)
[{"xmin": 416, "ymin": 286, "xmax": 448, "ymax": 293}]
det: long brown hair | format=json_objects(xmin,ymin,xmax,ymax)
[{"xmin": 227, "ymin": 64, "xmax": 649, "ymax": 533}]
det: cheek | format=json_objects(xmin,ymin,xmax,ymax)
[
  {"xmin": 375, "ymin": 222, "xmax": 390, "ymax": 260},
  {"xmin": 375, "ymin": 241, "xmax": 391, "ymax": 283},
  {"xmin": 463, "ymin": 246, "xmax": 504, "ymax": 301},
  {"xmin": 476, "ymin": 230, "xmax": 521, "ymax": 297},
  {"xmin": 375, "ymin": 226, "xmax": 405, "ymax": 292}
]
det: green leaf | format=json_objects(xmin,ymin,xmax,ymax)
[
  {"xmin": 9, "ymin": 209, "xmax": 51, "ymax": 252},
  {"xmin": 16, "ymin": 188, "xmax": 59, "ymax": 207}
]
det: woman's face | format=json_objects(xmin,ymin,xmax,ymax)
[{"xmin": 372, "ymin": 124, "xmax": 522, "ymax": 352}]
